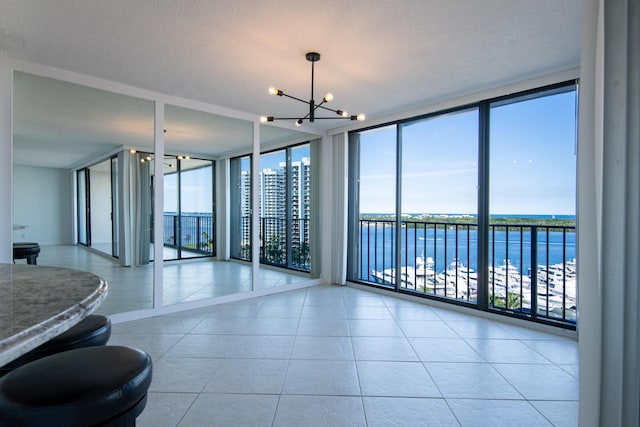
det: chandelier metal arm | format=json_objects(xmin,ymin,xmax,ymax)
[{"xmin": 278, "ymin": 91, "xmax": 308, "ymax": 105}]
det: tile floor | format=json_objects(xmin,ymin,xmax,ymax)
[
  {"xmin": 29, "ymin": 245, "xmax": 309, "ymax": 314},
  {"xmin": 109, "ymin": 284, "xmax": 579, "ymax": 426}
]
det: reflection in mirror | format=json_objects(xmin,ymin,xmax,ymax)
[
  {"xmin": 257, "ymin": 143, "xmax": 314, "ymax": 289},
  {"xmin": 162, "ymin": 104, "xmax": 255, "ymax": 304},
  {"xmin": 80, "ymin": 157, "xmax": 116, "ymax": 257},
  {"xmin": 162, "ymin": 157, "xmax": 214, "ymax": 261},
  {"xmin": 12, "ymin": 71, "xmax": 156, "ymax": 314},
  {"xmin": 229, "ymin": 155, "xmax": 251, "ymax": 262}
]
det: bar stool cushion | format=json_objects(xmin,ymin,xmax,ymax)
[
  {"xmin": 1, "ymin": 314, "xmax": 111, "ymax": 373},
  {"xmin": 0, "ymin": 346, "xmax": 152, "ymax": 426}
]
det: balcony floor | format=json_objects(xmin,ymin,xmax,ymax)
[{"xmin": 109, "ymin": 284, "xmax": 579, "ymax": 426}]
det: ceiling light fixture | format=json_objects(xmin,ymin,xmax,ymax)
[{"xmin": 260, "ymin": 52, "xmax": 365, "ymax": 127}]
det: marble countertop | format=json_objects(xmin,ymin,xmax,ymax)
[{"xmin": 0, "ymin": 264, "xmax": 108, "ymax": 366}]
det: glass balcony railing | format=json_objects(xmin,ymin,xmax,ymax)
[{"xmin": 357, "ymin": 219, "xmax": 576, "ymax": 326}]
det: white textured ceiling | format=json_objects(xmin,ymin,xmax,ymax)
[{"xmin": 1, "ymin": 0, "xmax": 582, "ymax": 168}]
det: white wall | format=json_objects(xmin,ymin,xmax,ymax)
[{"xmin": 13, "ymin": 165, "xmax": 73, "ymax": 245}]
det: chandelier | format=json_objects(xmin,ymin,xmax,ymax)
[{"xmin": 260, "ymin": 52, "xmax": 365, "ymax": 127}]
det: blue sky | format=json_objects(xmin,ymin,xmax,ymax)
[
  {"xmin": 259, "ymin": 144, "xmax": 310, "ymax": 171},
  {"xmin": 164, "ymin": 165, "xmax": 212, "ymax": 213},
  {"xmin": 359, "ymin": 90, "xmax": 577, "ymax": 215}
]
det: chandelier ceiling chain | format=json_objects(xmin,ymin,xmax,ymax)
[{"xmin": 260, "ymin": 52, "xmax": 365, "ymax": 127}]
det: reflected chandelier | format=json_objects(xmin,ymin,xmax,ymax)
[{"xmin": 260, "ymin": 52, "xmax": 365, "ymax": 127}]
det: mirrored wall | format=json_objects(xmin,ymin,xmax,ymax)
[
  {"xmin": 12, "ymin": 71, "xmax": 318, "ymax": 316},
  {"xmin": 12, "ymin": 71, "xmax": 156, "ymax": 313}
]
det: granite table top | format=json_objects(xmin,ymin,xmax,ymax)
[{"xmin": 0, "ymin": 264, "xmax": 108, "ymax": 366}]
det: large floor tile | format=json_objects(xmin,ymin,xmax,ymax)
[
  {"xmin": 165, "ymin": 334, "xmax": 238, "ymax": 358},
  {"xmin": 531, "ymin": 400, "xmax": 579, "ymax": 426},
  {"xmin": 464, "ymin": 338, "xmax": 554, "ymax": 364},
  {"xmin": 346, "ymin": 306, "xmax": 394, "ymax": 320},
  {"xmin": 149, "ymin": 357, "xmax": 220, "ymax": 393},
  {"xmin": 363, "ymin": 397, "xmax": 459, "ymax": 426},
  {"xmin": 228, "ymin": 335, "xmax": 295, "ymax": 359},
  {"xmin": 387, "ymin": 305, "xmax": 442, "ymax": 321},
  {"xmin": 188, "ymin": 317, "xmax": 251, "ymax": 334},
  {"xmin": 521, "ymin": 338, "xmax": 579, "ymax": 364},
  {"xmin": 357, "ymin": 361, "xmax": 441, "ymax": 397},
  {"xmin": 205, "ymin": 303, "xmax": 261, "ymax": 318},
  {"xmin": 426, "ymin": 362, "xmax": 522, "ymax": 399},
  {"xmin": 352, "ymin": 336, "xmax": 419, "ymax": 361},
  {"xmin": 397, "ymin": 320, "xmax": 459, "ymax": 338},
  {"xmin": 262, "ymin": 290, "xmax": 307, "ymax": 306},
  {"xmin": 300, "ymin": 304, "xmax": 347, "ymax": 319},
  {"xmin": 242, "ymin": 317, "xmax": 300, "ymax": 335},
  {"xmin": 254, "ymin": 304, "xmax": 303, "ymax": 319},
  {"xmin": 178, "ymin": 393, "xmax": 279, "ymax": 427},
  {"xmin": 282, "ymin": 360, "xmax": 360, "ymax": 395},
  {"xmin": 447, "ymin": 399, "xmax": 552, "ymax": 427},
  {"xmin": 410, "ymin": 337, "xmax": 486, "ymax": 362},
  {"xmin": 347, "ymin": 319, "xmax": 404, "ymax": 337},
  {"xmin": 274, "ymin": 395, "xmax": 366, "ymax": 427},
  {"xmin": 204, "ymin": 358, "xmax": 288, "ymax": 394},
  {"xmin": 493, "ymin": 363, "xmax": 579, "ymax": 400},
  {"xmin": 446, "ymin": 320, "xmax": 517, "ymax": 339},
  {"xmin": 112, "ymin": 316, "xmax": 204, "ymax": 335},
  {"xmin": 291, "ymin": 336, "xmax": 354, "ymax": 360},
  {"xmin": 108, "ymin": 333, "xmax": 183, "ymax": 360},
  {"xmin": 137, "ymin": 392, "xmax": 198, "ymax": 427},
  {"xmin": 297, "ymin": 318, "xmax": 350, "ymax": 336}
]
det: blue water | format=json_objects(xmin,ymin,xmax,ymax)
[{"xmin": 359, "ymin": 225, "xmax": 575, "ymax": 277}]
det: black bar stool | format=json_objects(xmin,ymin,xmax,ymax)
[
  {"xmin": 0, "ymin": 346, "xmax": 153, "ymax": 426},
  {"xmin": 12, "ymin": 243, "xmax": 41, "ymax": 265},
  {"xmin": 0, "ymin": 314, "xmax": 111, "ymax": 375}
]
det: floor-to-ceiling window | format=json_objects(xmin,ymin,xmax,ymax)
[
  {"xmin": 400, "ymin": 109, "xmax": 479, "ymax": 302},
  {"xmin": 348, "ymin": 125, "xmax": 397, "ymax": 285},
  {"xmin": 348, "ymin": 81, "xmax": 577, "ymax": 327},
  {"xmin": 488, "ymin": 86, "xmax": 577, "ymax": 323}
]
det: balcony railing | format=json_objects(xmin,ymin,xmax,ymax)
[
  {"xmin": 260, "ymin": 217, "xmax": 310, "ymax": 271},
  {"xmin": 358, "ymin": 219, "xmax": 576, "ymax": 326},
  {"xmin": 233, "ymin": 216, "xmax": 311, "ymax": 271},
  {"xmin": 163, "ymin": 213, "xmax": 214, "ymax": 256}
]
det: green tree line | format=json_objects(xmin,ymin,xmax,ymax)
[{"xmin": 359, "ymin": 214, "xmax": 575, "ymax": 229}]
